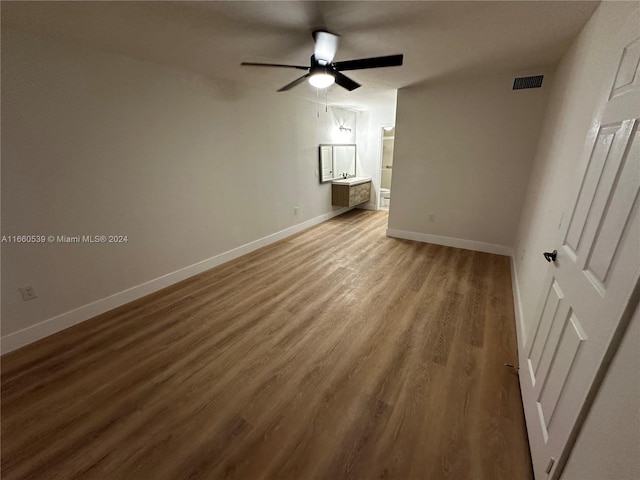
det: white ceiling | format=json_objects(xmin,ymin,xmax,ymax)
[{"xmin": 2, "ymin": 1, "xmax": 599, "ymax": 109}]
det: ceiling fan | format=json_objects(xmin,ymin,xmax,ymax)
[{"xmin": 241, "ymin": 30, "xmax": 403, "ymax": 92}]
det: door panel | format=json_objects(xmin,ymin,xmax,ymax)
[
  {"xmin": 537, "ymin": 311, "xmax": 586, "ymax": 431},
  {"xmin": 564, "ymin": 125, "xmax": 617, "ymax": 255},
  {"xmin": 586, "ymin": 128, "xmax": 640, "ymax": 284},
  {"xmin": 564, "ymin": 121, "xmax": 634, "ymax": 267},
  {"xmin": 527, "ymin": 280, "xmax": 565, "ymax": 381},
  {"xmin": 611, "ymin": 38, "xmax": 640, "ymax": 96}
]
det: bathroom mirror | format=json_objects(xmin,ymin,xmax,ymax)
[{"xmin": 319, "ymin": 144, "xmax": 356, "ymax": 183}]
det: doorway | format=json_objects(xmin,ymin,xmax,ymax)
[{"xmin": 379, "ymin": 126, "xmax": 395, "ymax": 210}]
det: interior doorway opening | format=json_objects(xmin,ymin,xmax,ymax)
[{"xmin": 379, "ymin": 126, "xmax": 395, "ymax": 210}]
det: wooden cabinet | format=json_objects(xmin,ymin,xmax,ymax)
[{"xmin": 332, "ymin": 181, "xmax": 371, "ymax": 207}]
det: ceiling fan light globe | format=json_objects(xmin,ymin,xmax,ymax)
[{"xmin": 309, "ymin": 73, "xmax": 335, "ymax": 89}]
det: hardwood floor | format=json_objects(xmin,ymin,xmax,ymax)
[{"xmin": 1, "ymin": 210, "xmax": 533, "ymax": 480}]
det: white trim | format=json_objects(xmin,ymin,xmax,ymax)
[
  {"xmin": 1, "ymin": 207, "xmax": 352, "ymax": 354},
  {"xmin": 510, "ymin": 256, "xmax": 528, "ymax": 351},
  {"xmin": 376, "ymin": 123, "xmax": 395, "ymax": 211},
  {"xmin": 385, "ymin": 228, "xmax": 513, "ymax": 257}
]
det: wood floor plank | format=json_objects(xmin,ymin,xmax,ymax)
[{"xmin": 1, "ymin": 209, "xmax": 533, "ymax": 480}]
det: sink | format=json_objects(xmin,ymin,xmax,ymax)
[{"xmin": 332, "ymin": 176, "xmax": 372, "ymax": 186}]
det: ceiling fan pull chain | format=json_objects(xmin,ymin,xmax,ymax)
[
  {"xmin": 325, "ymin": 88, "xmax": 328, "ymax": 113},
  {"xmin": 316, "ymin": 88, "xmax": 320, "ymax": 117}
]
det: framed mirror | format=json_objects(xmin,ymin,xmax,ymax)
[
  {"xmin": 319, "ymin": 145, "xmax": 334, "ymax": 182},
  {"xmin": 319, "ymin": 144, "xmax": 356, "ymax": 183}
]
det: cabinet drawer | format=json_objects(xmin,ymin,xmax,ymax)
[
  {"xmin": 354, "ymin": 183, "xmax": 371, "ymax": 205},
  {"xmin": 332, "ymin": 181, "xmax": 371, "ymax": 207}
]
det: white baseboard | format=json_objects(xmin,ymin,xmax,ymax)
[
  {"xmin": 1, "ymin": 207, "xmax": 352, "ymax": 354},
  {"xmin": 385, "ymin": 228, "xmax": 513, "ymax": 257},
  {"xmin": 510, "ymin": 256, "xmax": 528, "ymax": 356}
]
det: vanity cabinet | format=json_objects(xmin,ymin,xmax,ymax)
[{"xmin": 332, "ymin": 181, "xmax": 371, "ymax": 207}]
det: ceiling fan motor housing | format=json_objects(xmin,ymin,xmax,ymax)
[{"xmin": 310, "ymin": 56, "xmax": 334, "ymax": 75}]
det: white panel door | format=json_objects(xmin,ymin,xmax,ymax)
[{"xmin": 521, "ymin": 36, "xmax": 640, "ymax": 479}]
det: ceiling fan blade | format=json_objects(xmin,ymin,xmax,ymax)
[
  {"xmin": 241, "ymin": 62, "xmax": 308, "ymax": 70},
  {"xmin": 278, "ymin": 73, "xmax": 311, "ymax": 92},
  {"xmin": 334, "ymin": 54, "xmax": 404, "ymax": 71},
  {"xmin": 313, "ymin": 30, "xmax": 339, "ymax": 64},
  {"xmin": 333, "ymin": 71, "xmax": 361, "ymax": 91}
]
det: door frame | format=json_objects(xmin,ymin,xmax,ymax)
[{"xmin": 376, "ymin": 124, "xmax": 395, "ymax": 211}]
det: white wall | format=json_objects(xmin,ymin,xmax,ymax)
[
  {"xmin": 509, "ymin": 2, "xmax": 640, "ymax": 478},
  {"xmin": 388, "ymin": 69, "xmax": 552, "ymax": 253},
  {"xmin": 0, "ymin": 29, "xmax": 356, "ymax": 350}
]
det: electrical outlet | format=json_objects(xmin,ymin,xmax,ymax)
[
  {"xmin": 19, "ymin": 285, "xmax": 38, "ymax": 301},
  {"xmin": 428, "ymin": 213, "xmax": 435, "ymax": 222},
  {"xmin": 294, "ymin": 206, "xmax": 299, "ymax": 215}
]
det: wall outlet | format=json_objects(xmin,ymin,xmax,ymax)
[
  {"xmin": 294, "ymin": 206, "xmax": 299, "ymax": 215},
  {"xmin": 19, "ymin": 285, "xmax": 38, "ymax": 301},
  {"xmin": 428, "ymin": 213, "xmax": 435, "ymax": 222}
]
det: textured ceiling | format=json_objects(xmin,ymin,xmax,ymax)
[{"xmin": 2, "ymin": 1, "xmax": 599, "ymax": 109}]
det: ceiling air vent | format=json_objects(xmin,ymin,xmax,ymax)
[{"xmin": 513, "ymin": 75, "xmax": 544, "ymax": 90}]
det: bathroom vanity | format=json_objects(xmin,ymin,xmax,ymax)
[
  {"xmin": 331, "ymin": 177, "xmax": 372, "ymax": 207},
  {"xmin": 318, "ymin": 144, "xmax": 371, "ymax": 207}
]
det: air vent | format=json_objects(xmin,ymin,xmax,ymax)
[{"xmin": 513, "ymin": 75, "xmax": 544, "ymax": 90}]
